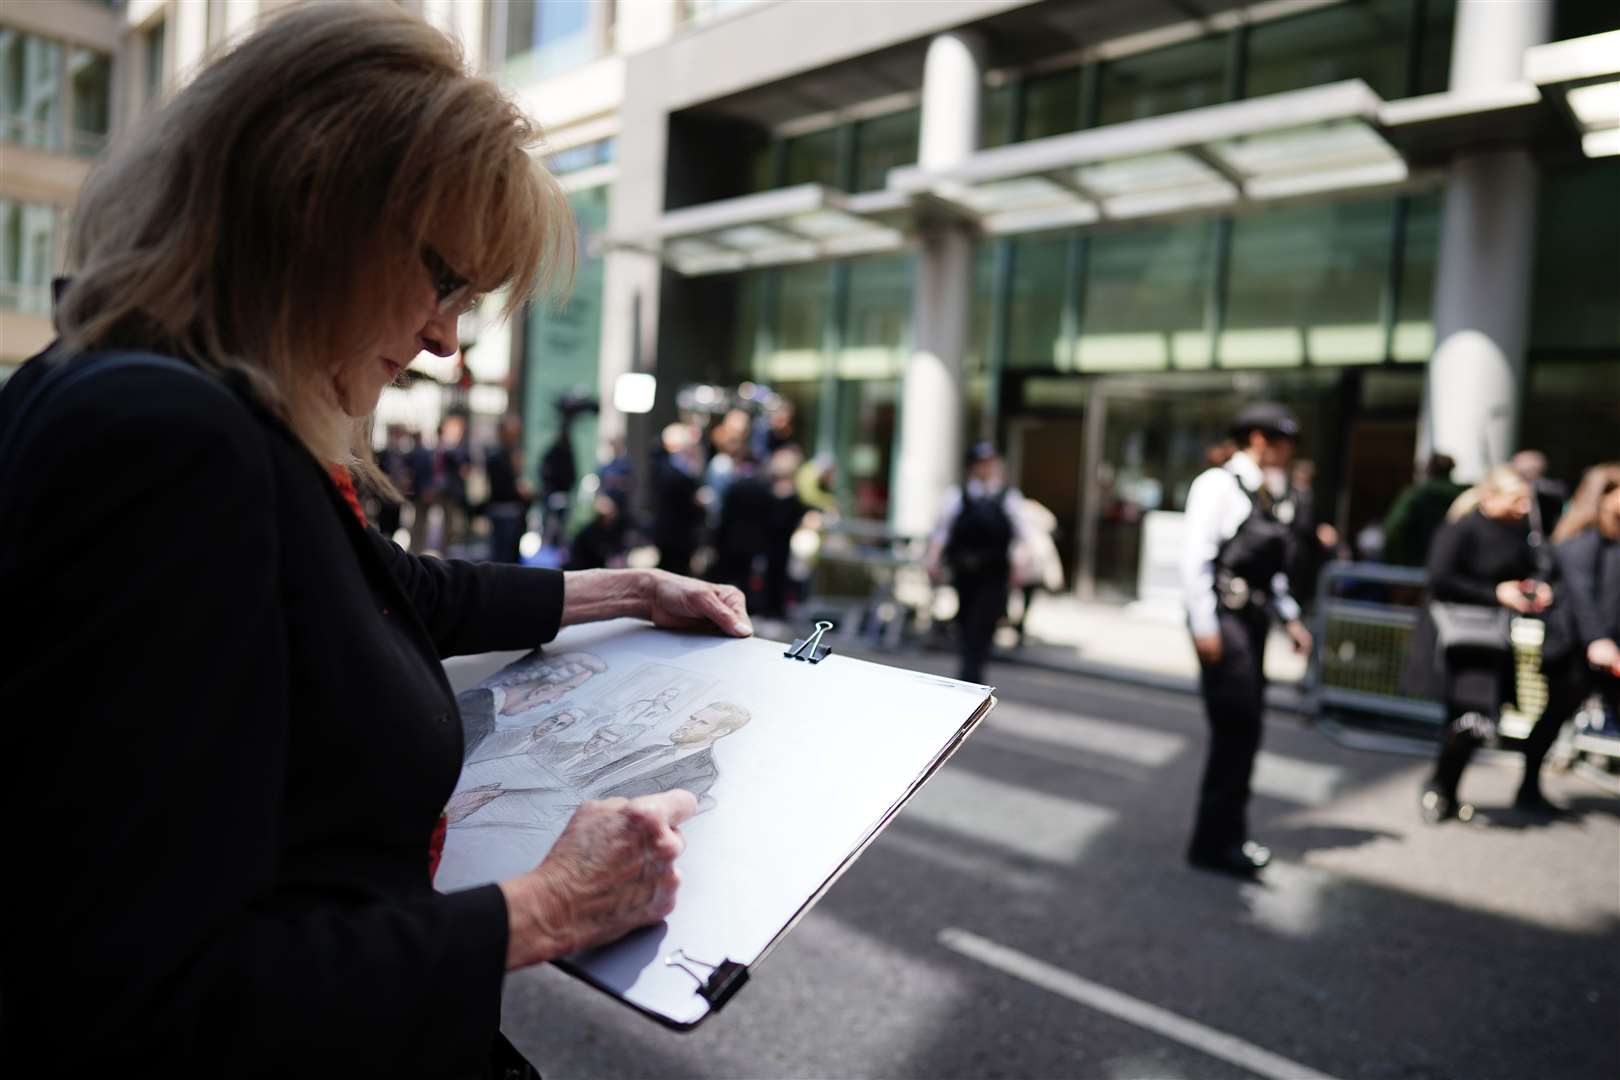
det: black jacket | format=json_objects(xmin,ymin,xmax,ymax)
[
  {"xmin": 0, "ymin": 349, "xmax": 564, "ymax": 1076},
  {"xmin": 1545, "ymin": 527, "xmax": 1620, "ymax": 663}
]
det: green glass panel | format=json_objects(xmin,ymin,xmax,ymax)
[
  {"xmin": 783, "ymin": 128, "xmax": 842, "ymax": 189},
  {"xmin": 1022, "ymin": 68, "xmax": 1083, "ymax": 141},
  {"xmin": 1394, "ymin": 190, "xmax": 1441, "ymax": 362},
  {"xmin": 852, "ymin": 108, "xmax": 917, "ymax": 193},
  {"xmin": 1080, "ymin": 220, "xmax": 1215, "ymax": 371},
  {"xmin": 841, "ymin": 254, "xmax": 911, "ymax": 377},
  {"xmin": 773, "ymin": 260, "xmax": 830, "ymax": 355},
  {"xmin": 981, "ymin": 83, "xmax": 1015, "ymax": 149},
  {"xmin": 965, "ymin": 242, "xmax": 997, "ymax": 375},
  {"xmin": 523, "ymin": 185, "xmax": 607, "ymax": 478},
  {"xmin": 1245, "ymin": 0, "xmax": 1412, "ymax": 101},
  {"xmin": 1096, "ymin": 36, "xmax": 1228, "ymax": 127},
  {"xmin": 1223, "ymin": 197, "xmax": 1394, "ymax": 367},
  {"xmin": 1414, "ymin": 0, "xmax": 1456, "ymax": 97},
  {"xmin": 1006, "ymin": 234, "xmax": 1070, "ymax": 370},
  {"xmin": 1530, "ymin": 160, "xmax": 1620, "ymax": 350}
]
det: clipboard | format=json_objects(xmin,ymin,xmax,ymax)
[{"xmin": 436, "ymin": 618, "xmax": 996, "ymax": 1029}]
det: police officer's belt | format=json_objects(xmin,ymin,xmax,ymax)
[{"xmin": 1215, "ymin": 571, "xmax": 1270, "ymax": 612}]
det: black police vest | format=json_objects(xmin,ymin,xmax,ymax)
[
  {"xmin": 947, "ymin": 487, "xmax": 1014, "ymax": 576},
  {"xmin": 1214, "ymin": 479, "xmax": 1294, "ymax": 602}
]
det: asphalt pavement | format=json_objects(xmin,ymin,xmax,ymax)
[{"xmin": 451, "ymin": 646, "xmax": 1620, "ymax": 1080}]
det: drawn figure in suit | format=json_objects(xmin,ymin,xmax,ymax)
[
  {"xmin": 465, "ymin": 707, "xmax": 586, "ymax": 767},
  {"xmin": 582, "ymin": 702, "xmax": 752, "ymax": 811},
  {"xmin": 457, "ymin": 651, "xmax": 606, "ymax": 756}
]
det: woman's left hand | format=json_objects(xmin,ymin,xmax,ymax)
[{"xmin": 647, "ymin": 570, "xmax": 752, "ymax": 637}]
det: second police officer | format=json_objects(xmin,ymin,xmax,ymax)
[{"xmin": 1180, "ymin": 403, "xmax": 1314, "ymax": 878}]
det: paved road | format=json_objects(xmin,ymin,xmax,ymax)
[{"xmin": 450, "ymin": 648, "xmax": 1620, "ymax": 1080}]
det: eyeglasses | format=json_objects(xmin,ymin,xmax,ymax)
[{"xmin": 421, "ymin": 246, "xmax": 479, "ymax": 317}]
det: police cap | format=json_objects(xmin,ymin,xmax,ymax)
[
  {"xmin": 1231, "ymin": 402, "xmax": 1300, "ymax": 441},
  {"xmin": 965, "ymin": 441, "xmax": 1001, "ymax": 467}
]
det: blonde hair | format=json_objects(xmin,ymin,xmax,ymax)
[
  {"xmin": 1447, "ymin": 464, "xmax": 1531, "ymax": 522},
  {"xmin": 56, "ymin": 3, "xmax": 573, "ymax": 487}
]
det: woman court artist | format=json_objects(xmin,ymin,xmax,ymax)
[
  {"xmin": 1407, "ymin": 467, "xmax": 1551, "ymax": 823},
  {"xmin": 0, "ymin": 6, "xmax": 751, "ymax": 1076}
]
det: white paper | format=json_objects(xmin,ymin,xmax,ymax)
[{"xmin": 435, "ymin": 619, "xmax": 991, "ymax": 1027}]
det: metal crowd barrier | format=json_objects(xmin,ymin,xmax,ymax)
[{"xmin": 1307, "ymin": 561, "xmax": 1618, "ymax": 765}]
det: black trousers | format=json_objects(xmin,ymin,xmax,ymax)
[
  {"xmin": 1428, "ymin": 645, "xmax": 1512, "ymax": 800},
  {"xmin": 954, "ymin": 569, "xmax": 1009, "ymax": 684},
  {"xmin": 1190, "ymin": 606, "xmax": 1269, "ymax": 856},
  {"xmin": 1522, "ymin": 658, "xmax": 1620, "ymax": 796}
]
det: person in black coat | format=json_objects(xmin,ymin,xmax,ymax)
[
  {"xmin": 1405, "ymin": 467, "xmax": 1551, "ymax": 823},
  {"xmin": 0, "ymin": 7, "xmax": 751, "ymax": 1077},
  {"xmin": 483, "ymin": 414, "xmax": 533, "ymax": 564},
  {"xmin": 1531, "ymin": 464, "xmax": 1620, "ymax": 808}
]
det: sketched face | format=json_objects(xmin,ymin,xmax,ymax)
[
  {"xmin": 532, "ymin": 709, "xmax": 582, "ymax": 740},
  {"xmin": 583, "ymin": 727, "xmax": 633, "ymax": 756},
  {"xmin": 672, "ymin": 705, "xmax": 734, "ymax": 746},
  {"xmin": 654, "ymin": 688, "xmax": 680, "ymax": 706}
]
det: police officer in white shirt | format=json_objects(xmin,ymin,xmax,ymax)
[{"xmin": 1180, "ymin": 403, "xmax": 1313, "ymax": 878}]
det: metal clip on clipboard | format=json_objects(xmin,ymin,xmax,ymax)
[
  {"xmin": 665, "ymin": 949, "xmax": 751, "ymax": 1009},
  {"xmin": 783, "ymin": 620, "xmax": 834, "ymax": 664}
]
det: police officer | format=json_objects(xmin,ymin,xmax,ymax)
[
  {"xmin": 927, "ymin": 443, "xmax": 1030, "ymax": 685},
  {"xmin": 1180, "ymin": 403, "xmax": 1313, "ymax": 878}
]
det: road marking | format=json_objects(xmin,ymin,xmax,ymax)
[
  {"xmin": 939, "ymin": 928, "xmax": 1342, "ymax": 1080},
  {"xmin": 904, "ymin": 770, "xmax": 1117, "ymax": 865},
  {"xmin": 988, "ymin": 701, "xmax": 1187, "ymax": 767},
  {"xmin": 1251, "ymin": 751, "xmax": 1345, "ymax": 806}
]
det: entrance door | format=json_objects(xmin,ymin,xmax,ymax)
[{"xmin": 1008, "ymin": 416, "xmax": 1086, "ymax": 584}]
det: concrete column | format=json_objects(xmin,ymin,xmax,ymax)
[
  {"xmin": 1417, "ymin": 0, "xmax": 1552, "ymax": 482},
  {"xmin": 893, "ymin": 30, "xmax": 983, "ymax": 538}
]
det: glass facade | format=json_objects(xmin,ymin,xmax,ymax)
[
  {"xmin": 1530, "ymin": 159, "xmax": 1620, "ymax": 351},
  {"xmin": 1096, "ymin": 35, "xmax": 1230, "ymax": 127},
  {"xmin": 0, "ymin": 30, "xmax": 63, "ymax": 150},
  {"xmin": 68, "ymin": 48, "xmax": 110, "ymax": 156},
  {"xmin": 782, "ymin": 127, "xmax": 841, "ymax": 189},
  {"xmin": 0, "ymin": 198, "xmax": 61, "ymax": 316},
  {"xmin": 1080, "ymin": 219, "xmax": 1216, "ymax": 371},
  {"xmin": 851, "ymin": 108, "xmax": 918, "ymax": 194},
  {"xmin": 1244, "ymin": 0, "xmax": 1413, "ymax": 101},
  {"xmin": 1021, "ymin": 68, "xmax": 1083, "ymax": 141},
  {"xmin": 1222, "ymin": 198, "xmax": 1393, "ymax": 367},
  {"xmin": 1005, "ymin": 234, "xmax": 1069, "ymax": 370},
  {"xmin": 505, "ymin": 0, "xmax": 598, "ymax": 78},
  {"xmin": 144, "ymin": 18, "xmax": 166, "ymax": 106}
]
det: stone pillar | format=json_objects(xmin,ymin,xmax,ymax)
[
  {"xmin": 1417, "ymin": 0, "xmax": 1552, "ymax": 482},
  {"xmin": 893, "ymin": 30, "xmax": 983, "ymax": 538}
]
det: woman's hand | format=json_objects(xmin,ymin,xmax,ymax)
[
  {"xmin": 648, "ymin": 571, "xmax": 751, "ymax": 637},
  {"xmin": 499, "ymin": 790, "xmax": 698, "ymax": 970},
  {"xmin": 1495, "ymin": 580, "xmax": 1534, "ymax": 614},
  {"xmin": 1587, "ymin": 637, "xmax": 1620, "ymax": 676}
]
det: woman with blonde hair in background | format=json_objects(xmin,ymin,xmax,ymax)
[
  {"xmin": 1405, "ymin": 465, "xmax": 1551, "ymax": 823},
  {"xmin": 0, "ymin": 5, "xmax": 750, "ymax": 1076}
]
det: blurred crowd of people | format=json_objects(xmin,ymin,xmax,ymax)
[{"xmin": 366, "ymin": 388, "xmax": 842, "ymax": 622}]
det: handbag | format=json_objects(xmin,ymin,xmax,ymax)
[{"xmin": 1429, "ymin": 600, "xmax": 1512, "ymax": 654}]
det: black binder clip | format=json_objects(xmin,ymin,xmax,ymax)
[
  {"xmin": 665, "ymin": 948, "xmax": 751, "ymax": 1010},
  {"xmin": 783, "ymin": 620, "xmax": 834, "ymax": 664}
]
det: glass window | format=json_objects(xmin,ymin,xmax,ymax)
[
  {"xmin": 506, "ymin": 0, "xmax": 597, "ymax": 77},
  {"xmin": 144, "ymin": 18, "xmax": 166, "ymax": 106},
  {"xmin": 768, "ymin": 262, "xmax": 830, "ymax": 380},
  {"xmin": 1, "ymin": 30, "xmax": 64, "ymax": 150},
  {"xmin": 1393, "ymin": 190, "xmax": 1440, "ymax": 361},
  {"xmin": 837, "ymin": 377, "xmax": 898, "ymax": 521},
  {"xmin": 1413, "ymin": 0, "xmax": 1456, "ymax": 97},
  {"xmin": 851, "ymin": 108, "xmax": 917, "ymax": 194},
  {"xmin": 522, "ymin": 184, "xmax": 607, "ymax": 478},
  {"xmin": 0, "ymin": 198, "xmax": 60, "ymax": 316},
  {"xmin": 68, "ymin": 48, "xmax": 110, "ymax": 157},
  {"xmin": 1022, "ymin": 68, "xmax": 1082, "ymax": 141},
  {"xmin": 1531, "ymin": 160, "xmax": 1620, "ymax": 351},
  {"xmin": 546, "ymin": 137, "xmax": 614, "ymax": 175},
  {"xmin": 1222, "ymin": 197, "xmax": 1394, "ymax": 367},
  {"xmin": 783, "ymin": 127, "xmax": 842, "ymax": 189},
  {"xmin": 839, "ymin": 255, "xmax": 911, "ymax": 377},
  {"xmin": 1005, "ymin": 234, "xmax": 1070, "ymax": 370},
  {"xmin": 1520, "ymin": 360, "xmax": 1620, "ymax": 491},
  {"xmin": 1080, "ymin": 220, "xmax": 1216, "ymax": 370},
  {"xmin": 965, "ymin": 241, "xmax": 998, "ymax": 375},
  {"xmin": 1244, "ymin": 0, "xmax": 1412, "ymax": 101},
  {"xmin": 981, "ymin": 83, "xmax": 1015, "ymax": 149},
  {"xmin": 683, "ymin": 0, "xmax": 765, "ymax": 27},
  {"xmin": 1096, "ymin": 36, "xmax": 1228, "ymax": 127}
]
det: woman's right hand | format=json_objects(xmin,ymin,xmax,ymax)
[
  {"xmin": 499, "ymin": 789, "xmax": 697, "ymax": 970},
  {"xmin": 1494, "ymin": 580, "xmax": 1534, "ymax": 614}
]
